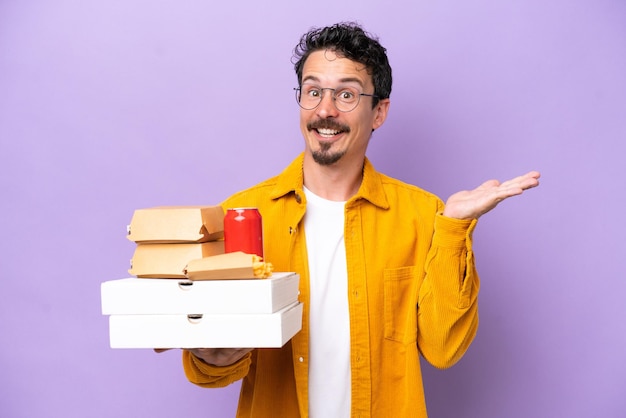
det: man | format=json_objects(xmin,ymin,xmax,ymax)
[{"xmin": 180, "ymin": 22, "xmax": 540, "ymax": 417}]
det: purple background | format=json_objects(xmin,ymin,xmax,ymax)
[{"xmin": 1, "ymin": 1, "xmax": 625, "ymax": 417}]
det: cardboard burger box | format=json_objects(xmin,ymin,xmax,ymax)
[
  {"xmin": 101, "ymin": 272, "xmax": 302, "ymax": 349},
  {"xmin": 129, "ymin": 241, "xmax": 225, "ymax": 278},
  {"xmin": 184, "ymin": 251, "xmax": 270, "ymax": 280},
  {"xmin": 127, "ymin": 205, "xmax": 224, "ymax": 243}
]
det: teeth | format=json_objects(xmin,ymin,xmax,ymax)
[{"xmin": 317, "ymin": 128, "xmax": 340, "ymax": 136}]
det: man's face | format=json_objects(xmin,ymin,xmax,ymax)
[{"xmin": 299, "ymin": 49, "xmax": 389, "ymax": 167}]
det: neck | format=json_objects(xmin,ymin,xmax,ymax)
[{"xmin": 302, "ymin": 154, "xmax": 363, "ymax": 201}]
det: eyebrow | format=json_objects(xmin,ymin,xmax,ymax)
[{"xmin": 302, "ymin": 75, "xmax": 365, "ymax": 88}]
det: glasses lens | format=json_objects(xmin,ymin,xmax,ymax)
[
  {"xmin": 334, "ymin": 87, "xmax": 359, "ymax": 112},
  {"xmin": 297, "ymin": 85, "xmax": 321, "ymax": 110}
]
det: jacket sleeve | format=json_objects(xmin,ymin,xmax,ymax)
[
  {"xmin": 182, "ymin": 350, "xmax": 252, "ymax": 388},
  {"xmin": 417, "ymin": 213, "xmax": 480, "ymax": 369}
]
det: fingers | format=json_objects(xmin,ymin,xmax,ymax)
[
  {"xmin": 185, "ymin": 347, "xmax": 253, "ymax": 367},
  {"xmin": 153, "ymin": 347, "xmax": 253, "ymax": 368},
  {"xmin": 478, "ymin": 171, "xmax": 540, "ymax": 193},
  {"xmin": 522, "ymin": 171, "xmax": 541, "ymax": 189},
  {"xmin": 501, "ymin": 171, "xmax": 541, "ymax": 192},
  {"xmin": 477, "ymin": 179, "xmax": 501, "ymax": 190},
  {"xmin": 508, "ymin": 171, "xmax": 541, "ymax": 184}
]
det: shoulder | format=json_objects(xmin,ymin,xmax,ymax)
[
  {"xmin": 222, "ymin": 154, "xmax": 304, "ymax": 209},
  {"xmin": 222, "ymin": 175, "xmax": 280, "ymax": 208},
  {"xmin": 377, "ymin": 171, "xmax": 443, "ymax": 210}
]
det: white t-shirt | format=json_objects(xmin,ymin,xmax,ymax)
[{"xmin": 303, "ymin": 187, "xmax": 351, "ymax": 418}]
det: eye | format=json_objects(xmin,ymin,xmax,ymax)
[
  {"xmin": 304, "ymin": 86, "xmax": 321, "ymax": 98},
  {"xmin": 336, "ymin": 88, "xmax": 356, "ymax": 101}
]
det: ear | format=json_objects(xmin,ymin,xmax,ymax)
[{"xmin": 372, "ymin": 99, "xmax": 390, "ymax": 131}]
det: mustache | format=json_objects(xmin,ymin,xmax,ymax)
[{"xmin": 307, "ymin": 119, "xmax": 350, "ymax": 132}]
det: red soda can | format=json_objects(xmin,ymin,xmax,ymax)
[{"xmin": 224, "ymin": 208, "xmax": 264, "ymax": 258}]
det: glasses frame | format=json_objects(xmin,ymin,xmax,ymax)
[{"xmin": 294, "ymin": 85, "xmax": 378, "ymax": 113}]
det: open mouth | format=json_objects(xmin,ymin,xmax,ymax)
[
  {"xmin": 316, "ymin": 128, "xmax": 342, "ymax": 138},
  {"xmin": 307, "ymin": 121, "xmax": 350, "ymax": 138}
]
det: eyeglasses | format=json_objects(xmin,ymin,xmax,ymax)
[{"xmin": 294, "ymin": 84, "xmax": 378, "ymax": 112}]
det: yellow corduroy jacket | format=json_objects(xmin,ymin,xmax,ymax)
[{"xmin": 183, "ymin": 153, "xmax": 480, "ymax": 418}]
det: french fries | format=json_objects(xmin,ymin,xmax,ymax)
[{"xmin": 252, "ymin": 255, "xmax": 274, "ymax": 278}]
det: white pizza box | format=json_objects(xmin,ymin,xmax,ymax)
[
  {"xmin": 101, "ymin": 272, "xmax": 299, "ymax": 315},
  {"xmin": 107, "ymin": 302, "xmax": 303, "ymax": 349}
]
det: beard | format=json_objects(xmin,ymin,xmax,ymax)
[{"xmin": 312, "ymin": 142, "xmax": 346, "ymax": 165}]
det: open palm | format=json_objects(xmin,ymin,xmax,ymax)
[{"xmin": 443, "ymin": 171, "xmax": 541, "ymax": 220}]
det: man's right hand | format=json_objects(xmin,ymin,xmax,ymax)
[{"xmin": 184, "ymin": 348, "xmax": 253, "ymax": 367}]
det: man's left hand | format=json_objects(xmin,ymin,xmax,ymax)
[{"xmin": 443, "ymin": 171, "xmax": 541, "ymax": 220}]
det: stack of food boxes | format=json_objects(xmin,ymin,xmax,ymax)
[
  {"xmin": 100, "ymin": 206, "xmax": 302, "ymax": 349},
  {"xmin": 126, "ymin": 206, "xmax": 226, "ymax": 279}
]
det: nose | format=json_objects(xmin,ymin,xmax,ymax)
[{"xmin": 315, "ymin": 89, "xmax": 339, "ymax": 118}]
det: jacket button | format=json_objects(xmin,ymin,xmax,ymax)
[{"xmin": 295, "ymin": 193, "xmax": 302, "ymax": 204}]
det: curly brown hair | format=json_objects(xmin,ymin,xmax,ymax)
[{"xmin": 292, "ymin": 22, "xmax": 392, "ymax": 107}]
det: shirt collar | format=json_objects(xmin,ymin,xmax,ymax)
[{"xmin": 269, "ymin": 153, "xmax": 390, "ymax": 210}]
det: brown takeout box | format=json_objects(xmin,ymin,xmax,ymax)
[
  {"xmin": 184, "ymin": 251, "xmax": 263, "ymax": 280},
  {"xmin": 127, "ymin": 205, "xmax": 224, "ymax": 243},
  {"xmin": 130, "ymin": 241, "xmax": 225, "ymax": 278}
]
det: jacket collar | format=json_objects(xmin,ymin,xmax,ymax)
[{"xmin": 269, "ymin": 153, "xmax": 390, "ymax": 210}]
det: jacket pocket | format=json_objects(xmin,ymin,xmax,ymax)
[{"xmin": 383, "ymin": 266, "xmax": 418, "ymax": 344}]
